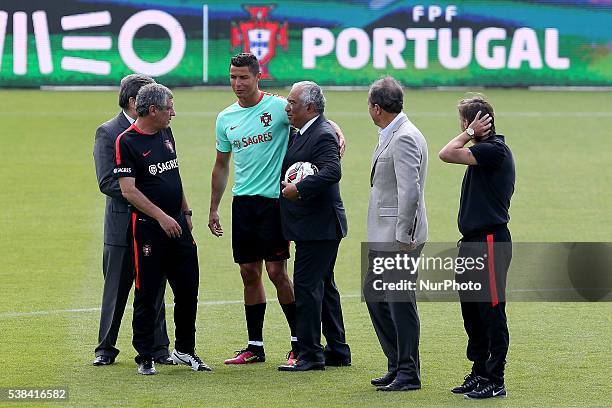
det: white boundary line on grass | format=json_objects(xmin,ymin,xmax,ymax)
[
  {"xmin": 36, "ymin": 85, "xmax": 612, "ymax": 92},
  {"xmin": 0, "ymin": 111, "xmax": 611, "ymax": 118},
  {"xmin": 3, "ymin": 289, "xmax": 604, "ymax": 319},
  {"xmin": 0, "ymin": 294, "xmax": 362, "ymax": 319}
]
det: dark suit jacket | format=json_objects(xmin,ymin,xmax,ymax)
[
  {"xmin": 279, "ymin": 115, "xmax": 348, "ymax": 241},
  {"xmin": 93, "ymin": 112, "xmax": 131, "ymax": 246}
]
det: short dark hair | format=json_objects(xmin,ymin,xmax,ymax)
[
  {"xmin": 230, "ymin": 52, "xmax": 260, "ymax": 76},
  {"xmin": 368, "ymin": 76, "xmax": 403, "ymax": 114},
  {"xmin": 458, "ymin": 94, "xmax": 496, "ymax": 135},
  {"xmin": 135, "ymin": 83, "xmax": 173, "ymax": 117},
  {"xmin": 118, "ymin": 74, "xmax": 155, "ymax": 109}
]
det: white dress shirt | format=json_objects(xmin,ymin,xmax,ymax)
[
  {"xmin": 123, "ymin": 110, "xmax": 135, "ymax": 125},
  {"xmin": 299, "ymin": 115, "xmax": 320, "ymax": 135},
  {"xmin": 378, "ymin": 112, "xmax": 406, "ymax": 147}
]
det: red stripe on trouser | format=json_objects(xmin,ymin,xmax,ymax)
[
  {"xmin": 486, "ymin": 234, "xmax": 499, "ymax": 307},
  {"xmin": 131, "ymin": 212, "xmax": 140, "ymax": 290}
]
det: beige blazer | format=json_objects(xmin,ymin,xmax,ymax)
[{"xmin": 367, "ymin": 115, "xmax": 428, "ymax": 250}]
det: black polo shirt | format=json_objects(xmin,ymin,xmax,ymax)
[
  {"xmin": 114, "ymin": 124, "xmax": 183, "ymax": 216},
  {"xmin": 458, "ymin": 134, "xmax": 515, "ymax": 236}
]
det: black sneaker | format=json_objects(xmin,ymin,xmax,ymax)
[
  {"xmin": 137, "ymin": 359, "xmax": 157, "ymax": 375},
  {"xmin": 451, "ymin": 373, "xmax": 481, "ymax": 394},
  {"xmin": 464, "ymin": 381, "xmax": 506, "ymax": 399},
  {"xmin": 155, "ymin": 355, "xmax": 178, "ymax": 365}
]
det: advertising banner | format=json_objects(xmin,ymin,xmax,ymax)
[{"xmin": 1, "ymin": 0, "xmax": 611, "ymax": 87}]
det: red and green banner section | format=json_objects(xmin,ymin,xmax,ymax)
[{"xmin": 0, "ymin": 0, "xmax": 610, "ymax": 87}]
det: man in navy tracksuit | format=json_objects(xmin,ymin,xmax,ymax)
[
  {"xmin": 439, "ymin": 95, "xmax": 515, "ymax": 399},
  {"xmin": 114, "ymin": 83, "xmax": 210, "ymax": 375}
]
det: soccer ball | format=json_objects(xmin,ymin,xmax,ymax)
[{"xmin": 284, "ymin": 161, "xmax": 318, "ymax": 184}]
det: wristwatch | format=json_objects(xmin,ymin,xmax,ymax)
[
  {"xmin": 466, "ymin": 127, "xmax": 475, "ymax": 138},
  {"xmin": 183, "ymin": 209, "xmax": 193, "ymax": 216}
]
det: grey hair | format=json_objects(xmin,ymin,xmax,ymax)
[
  {"xmin": 292, "ymin": 81, "xmax": 325, "ymax": 114},
  {"xmin": 135, "ymin": 83, "xmax": 173, "ymax": 117}
]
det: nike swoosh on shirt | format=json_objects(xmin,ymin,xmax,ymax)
[
  {"xmin": 230, "ymin": 125, "xmax": 239, "ymax": 130},
  {"xmin": 142, "ymin": 150, "xmax": 152, "ymax": 157}
]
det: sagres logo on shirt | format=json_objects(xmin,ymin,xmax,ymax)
[{"xmin": 148, "ymin": 159, "xmax": 179, "ymax": 175}]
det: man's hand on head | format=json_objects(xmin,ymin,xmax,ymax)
[{"xmin": 468, "ymin": 111, "xmax": 492, "ymax": 139}]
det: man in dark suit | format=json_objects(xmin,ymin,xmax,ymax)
[
  {"xmin": 92, "ymin": 74, "xmax": 173, "ymax": 366},
  {"xmin": 277, "ymin": 81, "xmax": 351, "ymax": 372}
]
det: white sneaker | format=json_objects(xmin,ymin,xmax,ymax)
[{"xmin": 171, "ymin": 349, "xmax": 212, "ymax": 372}]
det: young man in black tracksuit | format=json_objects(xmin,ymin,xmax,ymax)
[{"xmin": 439, "ymin": 95, "xmax": 515, "ymax": 399}]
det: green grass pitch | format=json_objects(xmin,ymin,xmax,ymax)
[{"xmin": 0, "ymin": 89, "xmax": 610, "ymax": 407}]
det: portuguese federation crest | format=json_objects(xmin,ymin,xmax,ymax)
[
  {"xmin": 164, "ymin": 139, "xmax": 175, "ymax": 154},
  {"xmin": 260, "ymin": 112, "xmax": 272, "ymax": 127},
  {"xmin": 231, "ymin": 5, "xmax": 288, "ymax": 79}
]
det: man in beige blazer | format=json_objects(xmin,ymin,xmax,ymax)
[{"xmin": 364, "ymin": 77, "xmax": 428, "ymax": 391}]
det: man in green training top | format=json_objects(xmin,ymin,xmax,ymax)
[{"xmin": 209, "ymin": 52, "xmax": 345, "ymax": 366}]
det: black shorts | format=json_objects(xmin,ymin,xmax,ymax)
[{"xmin": 232, "ymin": 195, "xmax": 290, "ymax": 264}]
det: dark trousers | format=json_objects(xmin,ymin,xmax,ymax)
[
  {"xmin": 294, "ymin": 239, "xmax": 350, "ymax": 363},
  {"xmin": 131, "ymin": 214, "xmax": 199, "ymax": 359},
  {"xmin": 95, "ymin": 243, "xmax": 169, "ymax": 359},
  {"xmin": 458, "ymin": 227, "xmax": 512, "ymax": 385},
  {"xmin": 365, "ymin": 245, "xmax": 423, "ymax": 385}
]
